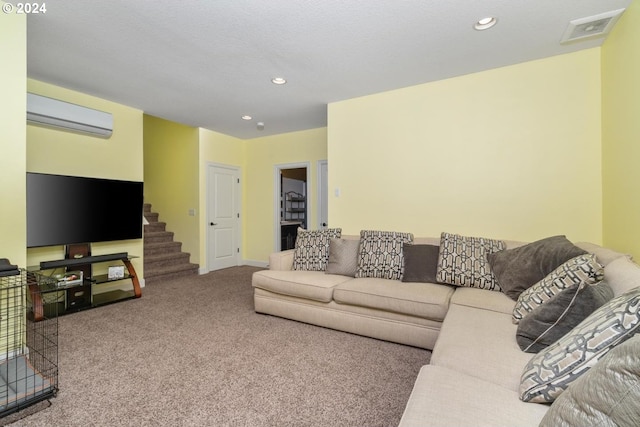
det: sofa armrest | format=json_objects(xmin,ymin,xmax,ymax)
[{"xmin": 269, "ymin": 250, "xmax": 295, "ymax": 270}]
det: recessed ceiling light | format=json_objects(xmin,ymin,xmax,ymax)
[
  {"xmin": 271, "ymin": 77, "xmax": 287, "ymax": 85},
  {"xmin": 474, "ymin": 17, "xmax": 498, "ymax": 31},
  {"xmin": 241, "ymin": 115, "xmax": 252, "ymax": 121}
]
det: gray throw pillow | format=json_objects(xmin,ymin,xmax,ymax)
[
  {"xmin": 401, "ymin": 244, "xmax": 439, "ymax": 283},
  {"xmin": 325, "ymin": 238, "xmax": 359, "ymax": 277},
  {"xmin": 539, "ymin": 334, "xmax": 640, "ymax": 427},
  {"xmin": 487, "ymin": 235, "xmax": 587, "ymax": 300},
  {"xmin": 516, "ymin": 281, "xmax": 614, "ymax": 353}
]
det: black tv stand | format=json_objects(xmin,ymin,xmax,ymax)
[
  {"xmin": 28, "ymin": 244, "xmax": 141, "ymax": 320},
  {"xmin": 39, "ymin": 252, "xmax": 130, "ymax": 269}
]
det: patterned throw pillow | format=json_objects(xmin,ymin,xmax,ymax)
[
  {"xmin": 520, "ymin": 286, "xmax": 640, "ymax": 403},
  {"xmin": 512, "ymin": 254, "xmax": 604, "ymax": 323},
  {"xmin": 292, "ymin": 228, "xmax": 342, "ymax": 271},
  {"xmin": 539, "ymin": 334, "xmax": 640, "ymax": 427},
  {"xmin": 435, "ymin": 232, "xmax": 506, "ymax": 291},
  {"xmin": 355, "ymin": 230, "xmax": 414, "ymax": 280}
]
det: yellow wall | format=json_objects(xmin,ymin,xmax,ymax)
[
  {"xmin": 328, "ymin": 49, "xmax": 603, "ymax": 243},
  {"xmin": 602, "ymin": 1, "xmax": 640, "ymax": 259},
  {"xmin": 0, "ymin": 9, "xmax": 26, "ymax": 266},
  {"xmin": 26, "ymin": 80, "xmax": 144, "ymax": 276},
  {"xmin": 143, "ymin": 115, "xmax": 200, "ymax": 264},
  {"xmin": 244, "ymin": 128, "xmax": 327, "ymax": 262},
  {"xmin": 197, "ymin": 128, "xmax": 245, "ymax": 268}
]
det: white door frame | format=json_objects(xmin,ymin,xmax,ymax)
[
  {"xmin": 317, "ymin": 160, "xmax": 328, "ymax": 229},
  {"xmin": 206, "ymin": 162, "xmax": 242, "ymax": 272},
  {"xmin": 274, "ymin": 162, "xmax": 311, "ymax": 252}
]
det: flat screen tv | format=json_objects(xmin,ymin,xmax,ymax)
[{"xmin": 27, "ymin": 172, "xmax": 144, "ymax": 248}]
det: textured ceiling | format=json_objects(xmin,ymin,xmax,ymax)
[{"xmin": 26, "ymin": 0, "xmax": 631, "ymax": 139}]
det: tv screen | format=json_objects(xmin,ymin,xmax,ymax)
[{"xmin": 27, "ymin": 172, "xmax": 144, "ymax": 248}]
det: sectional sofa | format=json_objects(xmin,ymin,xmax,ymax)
[{"xmin": 252, "ymin": 230, "xmax": 640, "ymax": 426}]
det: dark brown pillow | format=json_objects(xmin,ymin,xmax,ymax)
[
  {"xmin": 487, "ymin": 235, "xmax": 587, "ymax": 300},
  {"xmin": 402, "ymin": 244, "xmax": 439, "ymax": 283},
  {"xmin": 516, "ymin": 281, "xmax": 614, "ymax": 353}
]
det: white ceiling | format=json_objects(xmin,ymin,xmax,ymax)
[{"xmin": 26, "ymin": 0, "xmax": 632, "ymax": 140}]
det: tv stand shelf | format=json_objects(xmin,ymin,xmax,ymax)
[{"xmin": 28, "ymin": 251, "xmax": 141, "ymax": 320}]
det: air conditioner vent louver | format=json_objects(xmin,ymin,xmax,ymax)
[
  {"xmin": 561, "ymin": 8, "xmax": 625, "ymax": 44},
  {"xmin": 26, "ymin": 93, "xmax": 113, "ymax": 138}
]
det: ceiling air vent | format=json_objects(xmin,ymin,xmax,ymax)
[{"xmin": 560, "ymin": 8, "xmax": 625, "ymax": 44}]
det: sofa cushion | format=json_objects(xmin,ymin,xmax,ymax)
[
  {"xmin": 292, "ymin": 228, "xmax": 342, "ymax": 271},
  {"xmin": 355, "ymin": 230, "xmax": 413, "ymax": 280},
  {"xmin": 251, "ymin": 270, "xmax": 352, "ymax": 303},
  {"xmin": 519, "ymin": 286, "xmax": 640, "ymax": 403},
  {"xmin": 603, "ymin": 255, "xmax": 640, "ymax": 297},
  {"xmin": 449, "ymin": 286, "xmax": 516, "ymax": 315},
  {"xmin": 575, "ymin": 241, "xmax": 629, "ymax": 266},
  {"xmin": 487, "ymin": 235, "xmax": 586, "ymax": 300},
  {"xmin": 516, "ymin": 281, "xmax": 614, "ymax": 353},
  {"xmin": 332, "ymin": 278, "xmax": 454, "ymax": 321},
  {"xmin": 399, "ymin": 365, "xmax": 548, "ymax": 427},
  {"xmin": 436, "ymin": 232, "xmax": 505, "ymax": 291},
  {"xmin": 431, "ymin": 303, "xmax": 534, "ymax": 391},
  {"xmin": 539, "ymin": 334, "xmax": 640, "ymax": 427},
  {"xmin": 401, "ymin": 243, "xmax": 439, "ymax": 283},
  {"xmin": 512, "ymin": 254, "xmax": 604, "ymax": 323},
  {"xmin": 325, "ymin": 238, "xmax": 359, "ymax": 277}
]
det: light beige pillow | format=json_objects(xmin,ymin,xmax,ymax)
[{"xmin": 325, "ymin": 238, "xmax": 359, "ymax": 277}]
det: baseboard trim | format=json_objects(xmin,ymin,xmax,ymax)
[
  {"xmin": 243, "ymin": 259, "xmax": 269, "ymax": 268},
  {"xmin": 197, "ymin": 261, "xmax": 267, "ymax": 274}
]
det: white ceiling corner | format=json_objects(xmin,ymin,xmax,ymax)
[{"xmin": 26, "ymin": 0, "xmax": 632, "ymax": 139}]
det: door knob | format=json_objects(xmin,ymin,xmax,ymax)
[
  {"xmin": 322, "ymin": 222, "xmax": 327, "ymax": 227},
  {"xmin": 210, "ymin": 222, "xmax": 218, "ymax": 226}
]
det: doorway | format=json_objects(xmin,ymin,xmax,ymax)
[
  {"xmin": 317, "ymin": 160, "xmax": 328, "ymax": 229},
  {"xmin": 207, "ymin": 163, "xmax": 241, "ymax": 271},
  {"xmin": 274, "ymin": 163, "xmax": 310, "ymax": 251}
]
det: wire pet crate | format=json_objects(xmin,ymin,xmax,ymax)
[{"xmin": 0, "ymin": 269, "xmax": 58, "ymax": 418}]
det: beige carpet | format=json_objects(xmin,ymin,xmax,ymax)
[{"xmin": 6, "ymin": 266, "xmax": 430, "ymax": 427}]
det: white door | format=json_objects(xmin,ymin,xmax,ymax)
[
  {"xmin": 318, "ymin": 160, "xmax": 328, "ymax": 229},
  {"xmin": 208, "ymin": 164, "xmax": 240, "ymax": 271}
]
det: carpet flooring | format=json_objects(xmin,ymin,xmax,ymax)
[{"xmin": 6, "ymin": 266, "xmax": 430, "ymax": 427}]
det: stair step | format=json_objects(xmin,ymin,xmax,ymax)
[
  {"xmin": 143, "ymin": 203, "xmax": 152, "ymax": 213},
  {"xmin": 144, "ymin": 263, "xmax": 199, "ymax": 284},
  {"xmin": 144, "ymin": 241, "xmax": 182, "ymax": 256},
  {"xmin": 145, "ymin": 252, "xmax": 191, "ymax": 269},
  {"xmin": 144, "ymin": 231, "xmax": 174, "ymax": 244},
  {"xmin": 144, "ymin": 212, "xmax": 159, "ymax": 223},
  {"xmin": 144, "ymin": 221, "xmax": 166, "ymax": 233},
  {"xmin": 142, "ymin": 201, "xmax": 200, "ymax": 285}
]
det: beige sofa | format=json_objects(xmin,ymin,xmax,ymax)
[
  {"xmin": 252, "ymin": 235, "xmax": 640, "ymax": 426},
  {"xmin": 253, "ymin": 236, "xmax": 455, "ymax": 349}
]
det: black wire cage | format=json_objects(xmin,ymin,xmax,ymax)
[{"xmin": 0, "ymin": 269, "xmax": 58, "ymax": 418}]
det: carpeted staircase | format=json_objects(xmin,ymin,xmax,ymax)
[{"xmin": 143, "ymin": 203, "xmax": 199, "ymax": 284}]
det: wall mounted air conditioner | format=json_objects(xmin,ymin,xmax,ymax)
[{"xmin": 26, "ymin": 93, "xmax": 113, "ymax": 138}]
